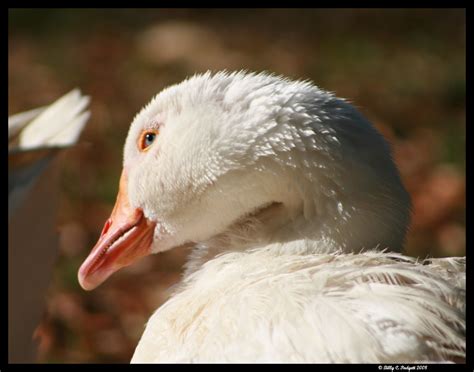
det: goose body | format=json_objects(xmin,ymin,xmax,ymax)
[
  {"xmin": 9, "ymin": 90, "xmax": 90, "ymax": 362},
  {"xmin": 133, "ymin": 249, "xmax": 465, "ymax": 363},
  {"xmin": 78, "ymin": 71, "xmax": 465, "ymax": 363}
]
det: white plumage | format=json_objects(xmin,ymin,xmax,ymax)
[
  {"xmin": 9, "ymin": 89, "xmax": 90, "ymax": 149},
  {"xmin": 9, "ymin": 89, "xmax": 90, "ymax": 215},
  {"xmin": 78, "ymin": 71, "xmax": 465, "ymax": 363},
  {"xmin": 134, "ymin": 249, "xmax": 465, "ymax": 363}
]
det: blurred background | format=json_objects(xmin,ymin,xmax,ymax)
[{"xmin": 8, "ymin": 8, "xmax": 465, "ymax": 363}]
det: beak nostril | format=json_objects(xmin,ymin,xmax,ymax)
[{"xmin": 101, "ymin": 219, "xmax": 112, "ymax": 236}]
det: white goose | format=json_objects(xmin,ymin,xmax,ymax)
[
  {"xmin": 78, "ymin": 71, "xmax": 465, "ymax": 363},
  {"xmin": 9, "ymin": 90, "xmax": 90, "ymax": 363}
]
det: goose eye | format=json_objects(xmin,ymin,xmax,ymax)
[{"xmin": 138, "ymin": 130, "xmax": 158, "ymax": 151}]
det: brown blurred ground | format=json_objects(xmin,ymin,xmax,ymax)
[{"xmin": 8, "ymin": 9, "xmax": 465, "ymax": 363}]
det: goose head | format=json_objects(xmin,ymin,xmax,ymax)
[{"xmin": 78, "ymin": 71, "xmax": 411, "ymax": 290}]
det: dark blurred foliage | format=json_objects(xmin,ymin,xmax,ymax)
[{"xmin": 8, "ymin": 8, "xmax": 465, "ymax": 363}]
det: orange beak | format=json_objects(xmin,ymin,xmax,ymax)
[{"xmin": 78, "ymin": 171, "xmax": 156, "ymax": 290}]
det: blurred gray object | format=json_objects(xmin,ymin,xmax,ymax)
[{"xmin": 8, "ymin": 90, "xmax": 90, "ymax": 363}]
